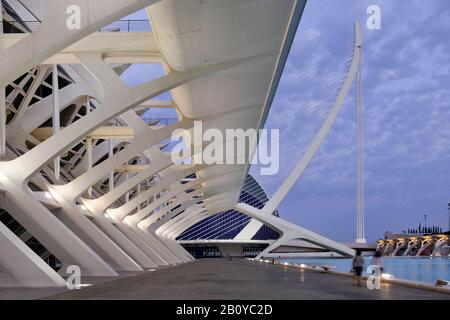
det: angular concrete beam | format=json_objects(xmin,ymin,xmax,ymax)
[
  {"xmin": 0, "ymin": 222, "xmax": 66, "ymax": 288},
  {"xmin": 32, "ymin": 126, "xmax": 135, "ymax": 141},
  {"xmin": 0, "ymin": 32, "xmax": 160, "ymax": 64},
  {"xmin": 0, "ymin": 0, "xmax": 160, "ymax": 87}
]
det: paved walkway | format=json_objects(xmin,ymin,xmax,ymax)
[{"xmin": 40, "ymin": 259, "xmax": 449, "ymax": 300}]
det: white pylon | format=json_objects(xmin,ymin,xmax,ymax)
[
  {"xmin": 0, "ymin": 86, "xmax": 5, "ymax": 161},
  {"xmin": 0, "ymin": 3, "xmax": 4, "ymax": 161},
  {"xmin": 355, "ymin": 21, "xmax": 366, "ymax": 244},
  {"xmin": 52, "ymin": 64, "xmax": 60, "ymax": 182}
]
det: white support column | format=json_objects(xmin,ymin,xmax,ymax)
[
  {"xmin": 355, "ymin": 21, "xmax": 366, "ymax": 244},
  {"xmin": 109, "ymin": 139, "xmax": 114, "ymax": 192},
  {"xmin": 86, "ymin": 96, "xmax": 91, "ymax": 114},
  {"xmin": 137, "ymin": 184, "xmax": 142, "ymax": 209},
  {"xmin": 86, "ymin": 96, "xmax": 93, "ymax": 195},
  {"xmin": 0, "ymin": 0, "xmax": 3, "ymax": 34},
  {"xmin": 125, "ymin": 171, "xmax": 131, "ymax": 202},
  {"xmin": 52, "ymin": 65, "xmax": 60, "ymax": 182},
  {"xmin": 125, "ymin": 177, "xmax": 213, "ymax": 227},
  {"xmin": 86, "ymin": 137, "xmax": 93, "ymax": 197},
  {"xmin": 109, "ymin": 221, "xmax": 171, "ymax": 266},
  {"xmin": 0, "ymin": 187, "xmax": 117, "ymax": 276},
  {"xmin": 0, "ymin": 86, "xmax": 5, "ymax": 161},
  {"xmin": 0, "ymin": 222, "xmax": 66, "ymax": 287},
  {"xmin": 0, "ymin": 4, "xmax": 5, "ymax": 160}
]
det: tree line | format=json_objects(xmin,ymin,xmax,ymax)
[{"xmin": 402, "ymin": 224, "xmax": 443, "ymax": 235}]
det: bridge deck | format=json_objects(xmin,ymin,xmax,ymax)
[{"xmin": 22, "ymin": 259, "xmax": 449, "ymax": 300}]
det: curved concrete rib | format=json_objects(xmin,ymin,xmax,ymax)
[
  {"xmin": 0, "ymin": 52, "xmax": 265, "ymax": 275},
  {"xmin": 161, "ymin": 208, "xmax": 210, "ymax": 241},
  {"xmin": 0, "ymin": 0, "xmax": 311, "ymax": 286},
  {"xmin": 105, "ymin": 165, "xmax": 202, "ymax": 219},
  {"xmin": 236, "ymin": 203, "xmax": 355, "ymax": 258},
  {"xmin": 1, "ymin": 52, "xmax": 268, "ymax": 180},
  {"xmin": 117, "ymin": 184, "xmax": 207, "ymax": 263},
  {"xmin": 0, "ymin": 0, "xmax": 160, "ymax": 87},
  {"xmin": 52, "ymin": 119, "xmax": 193, "ymax": 201},
  {"xmin": 149, "ymin": 195, "xmax": 206, "ymax": 262},
  {"xmin": 124, "ymin": 170, "xmax": 237, "ymax": 227}
]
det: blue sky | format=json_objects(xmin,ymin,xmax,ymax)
[
  {"xmin": 254, "ymin": 0, "xmax": 450, "ymax": 242},
  {"xmin": 125, "ymin": 1, "xmax": 450, "ymax": 242}
]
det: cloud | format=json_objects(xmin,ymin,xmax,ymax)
[
  {"xmin": 250, "ymin": 0, "xmax": 450, "ymax": 242},
  {"xmin": 303, "ymin": 28, "xmax": 321, "ymax": 41}
]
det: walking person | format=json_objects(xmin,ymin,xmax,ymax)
[
  {"xmin": 371, "ymin": 251, "xmax": 384, "ymax": 274},
  {"xmin": 352, "ymin": 251, "xmax": 364, "ymax": 287}
]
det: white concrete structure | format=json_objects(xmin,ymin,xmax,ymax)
[
  {"xmin": 0, "ymin": 0, "xmax": 356, "ymax": 288},
  {"xmin": 355, "ymin": 28, "xmax": 366, "ymax": 244}
]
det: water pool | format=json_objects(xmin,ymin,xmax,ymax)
[{"xmin": 282, "ymin": 257, "xmax": 450, "ymax": 284}]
